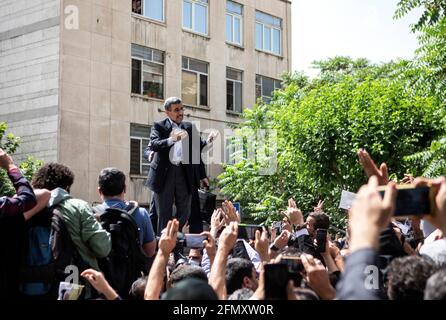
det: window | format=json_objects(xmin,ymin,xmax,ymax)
[
  {"xmin": 182, "ymin": 57, "xmax": 209, "ymax": 107},
  {"xmin": 226, "ymin": 1, "xmax": 243, "ymax": 45},
  {"xmin": 130, "ymin": 123, "xmax": 152, "ymax": 175},
  {"xmin": 132, "ymin": 0, "xmax": 164, "ymax": 22},
  {"xmin": 255, "ymin": 11, "xmax": 282, "ymax": 55},
  {"xmin": 255, "ymin": 75, "xmax": 281, "ymax": 103},
  {"xmin": 226, "ymin": 68, "xmax": 243, "ymax": 113},
  {"xmin": 183, "ymin": 0, "xmax": 208, "ymax": 35},
  {"xmin": 131, "ymin": 44, "xmax": 164, "ymax": 99}
]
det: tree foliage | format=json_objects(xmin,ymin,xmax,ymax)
[
  {"xmin": 395, "ymin": 0, "xmax": 446, "ymax": 31},
  {"xmin": 218, "ymin": 58, "xmax": 444, "ymax": 229},
  {"xmin": 0, "ymin": 122, "xmax": 43, "ymax": 196}
]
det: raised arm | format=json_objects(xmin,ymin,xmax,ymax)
[
  {"xmin": 144, "ymin": 219, "xmax": 179, "ymax": 300},
  {"xmin": 0, "ymin": 148, "xmax": 36, "ymax": 218}
]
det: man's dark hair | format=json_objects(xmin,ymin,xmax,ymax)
[
  {"xmin": 98, "ymin": 167, "xmax": 126, "ymax": 197},
  {"xmin": 129, "ymin": 276, "xmax": 147, "ymax": 300},
  {"xmin": 308, "ymin": 212, "xmax": 330, "ymax": 230},
  {"xmin": 163, "ymin": 97, "xmax": 182, "ymax": 111},
  {"xmin": 162, "ymin": 278, "xmax": 218, "ymax": 300},
  {"xmin": 31, "ymin": 162, "xmax": 74, "ymax": 191},
  {"xmin": 226, "ymin": 258, "xmax": 255, "ymax": 295},
  {"xmin": 424, "ymin": 269, "xmax": 446, "ymax": 300},
  {"xmin": 387, "ymin": 255, "xmax": 438, "ymax": 300},
  {"xmin": 169, "ymin": 264, "xmax": 207, "ymax": 287}
]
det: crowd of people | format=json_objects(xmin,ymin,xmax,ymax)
[{"xmin": 1, "ymin": 143, "xmax": 445, "ymax": 300}]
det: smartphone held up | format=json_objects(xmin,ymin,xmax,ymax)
[{"xmin": 377, "ymin": 184, "xmax": 435, "ymax": 217}]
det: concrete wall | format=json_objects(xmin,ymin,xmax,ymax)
[
  {"xmin": 0, "ymin": 0, "xmax": 60, "ymax": 163},
  {"xmin": 58, "ymin": 0, "xmax": 131, "ymax": 202}
]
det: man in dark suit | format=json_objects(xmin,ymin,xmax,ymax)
[{"xmin": 145, "ymin": 97, "xmax": 216, "ymax": 234}]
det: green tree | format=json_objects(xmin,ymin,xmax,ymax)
[
  {"xmin": 218, "ymin": 58, "xmax": 443, "ymax": 229},
  {"xmin": 395, "ymin": 0, "xmax": 446, "ymax": 31},
  {"xmin": 0, "ymin": 122, "xmax": 43, "ymax": 196}
]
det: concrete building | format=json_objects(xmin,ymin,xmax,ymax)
[{"xmin": 0, "ymin": 0, "xmax": 292, "ymax": 206}]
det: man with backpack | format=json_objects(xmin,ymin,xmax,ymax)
[
  {"xmin": 94, "ymin": 167, "xmax": 155, "ymax": 297},
  {"xmin": 31, "ymin": 163, "xmax": 111, "ymax": 272},
  {"xmin": 96, "ymin": 167, "xmax": 156, "ymax": 258}
]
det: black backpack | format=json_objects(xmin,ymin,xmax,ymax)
[
  {"xmin": 93, "ymin": 203, "xmax": 151, "ymax": 298},
  {"xmin": 20, "ymin": 206, "xmax": 89, "ymax": 298}
]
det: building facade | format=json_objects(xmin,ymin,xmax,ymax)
[{"xmin": 0, "ymin": 0, "xmax": 292, "ymax": 205}]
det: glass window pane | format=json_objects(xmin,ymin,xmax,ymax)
[
  {"xmin": 142, "ymin": 139, "xmax": 150, "ymax": 165},
  {"xmin": 131, "ymin": 44, "xmax": 151, "ymax": 61},
  {"xmin": 255, "ymin": 84, "xmax": 262, "ymax": 100},
  {"xmin": 234, "ymin": 17, "xmax": 241, "ymax": 44},
  {"xmin": 130, "ymin": 139, "xmax": 141, "ymax": 174},
  {"xmin": 273, "ymin": 28, "xmax": 281, "ymax": 54},
  {"xmin": 143, "ymin": 61, "xmax": 163, "ymax": 74},
  {"xmin": 275, "ymin": 80, "xmax": 282, "ymax": 90},
  {"xmin": 227, "ymin": 1, "xmax": 242, "ymax": 15},
  {"xmin": 143, "ymin": 72, "xmax": 163, "ymax": 99},
  {"xmin": 183, "ymin": 1, "xmax": 192, "ymax": 29},
  {"xmin": 234, "ymin": 82, "xmax": 242, "ymax": 113},
  {"xmin": 255, "ymin": 23, "xmax": 263, "ymax": 49},
  {"xmin": 195, "ymin": 4, "xmax": 207, "ymax": 34},
  {"xmin": 227, "ymin": 68, "xmax": 242, "ymax": 81},
  {"xmin": 145, "ymin": 0, "xmax": 163, "ymax": 21},
  {"xmin": 256, "ymin": 11, "xmax": 274, "ymax": 25},
  {"xmin": 226, "ymin": 14, "xmax": 233, "ymax": 42},
  {"xmin": 152, "ymin": 49, "xmax": 164, "ymax": 63},
  {"xmin": 264, "ymin": 26, "xmax": 271, "ymax": 51},
  {"xmin": 132, "ymin": 0, "xmax": 142, "ymax": 14},
  {"xmin": 226, "ymin": 80, "xmax": 234, "ymax": 111},
  {"xmin": 200, "ymin": 74, "xmax": 208, "ymax": 106},
  {"xmin": 182, "ymin": 71, "xmax": 197, "ymax": 105},
  {"xmin": 182, "ymin": 57, "xmax": 188, "ymax": 69},
  {"xmin": 262, "ymin": 77, "xmax": 274, "ymax": 97},
  {"xmin": 132, "ymin": 59, "xmax": 142, "ymax": 94},
  {"xmin": 256, "ymin": 75, "xmax": 261, "ymax": 85},
  {"xmin": 189, "ymin": 59, "xmax": 208, "ymax": 74}
]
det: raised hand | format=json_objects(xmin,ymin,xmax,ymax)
[
  {"xmin": 159, "ymin": 219, "xmax": 179, "ymax": 256},
  {"xmin": 357, "ymin": 148, "xmax": 389, "ymax": 185}
]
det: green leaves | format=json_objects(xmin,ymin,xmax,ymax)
[
  {"xmin": 0, "ymin": 122, "xmax": 43, "ymax": 196},
  {"xmin": 218, "ymin": 58, "xmax": 443, "ymax": 229}
]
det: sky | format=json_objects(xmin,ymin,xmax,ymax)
[{"xmin": 291, "ymin": 0, "xmax": 422, "ymax": 77}]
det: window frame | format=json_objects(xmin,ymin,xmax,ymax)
[
  {"xmin": 130, "ymin": 124, "xmax": 152, "ymax": 176},
  {"xmin": 255, "ymin": 74, "xmax": 281, "ymax": 102},
  {"xmin": 255, "ymin": 10, "xmax": 282, "ymax": 55},
  {"xmin": 182, "ymin": 0, "xmax": 209, "ymax": 36},
  {"xmin": 226, "ymin": 67, "xmax": 243, "ymax": 113},
  {"xmin": 132, "ymin": 0, "xmax": 165, "ymax": 23},
  {"xmin": 131, "ymin": 45, "xmax": 165, "ymax": 100},
  {"xmin": 182, "ymin": 57, "xmax": 209, "ymax": 107},
  {"xmin": 226, "ymin": 1, "xmax": 243, "ymax": 46}
]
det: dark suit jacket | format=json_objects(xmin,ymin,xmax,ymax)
[{"xmin": 144, "ymin": 118, "xmax": 207, "ymax": 193}]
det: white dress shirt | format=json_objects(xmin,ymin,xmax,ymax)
[{"xmin": 167, "ymin": 118, "xmax": 183, "ymax": 164}]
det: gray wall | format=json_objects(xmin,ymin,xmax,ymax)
[{"xmin": 0, "ymin": 0, "xmax": 60, "ymax": 163}]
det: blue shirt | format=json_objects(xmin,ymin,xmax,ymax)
[{"xmin": 103, "ymin": 199, "xmax": 155, "ymax": 245}]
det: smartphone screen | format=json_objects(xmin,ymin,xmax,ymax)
[
  {"xmin": 378, "ymin": 186, "xmax": 431, "ymax": 216},
  {"xmin": 238, "ymin": 224, "xmax": 263, "ymax": 240},
  {"xmin": 264, "ymin": 264, "xmax": 289, "ymax": 300},
  {"xmin": 184, "ymin": 234, "xmax": 206, "ymax": 248},
  {"xmin": 316, "ymin": 229, "xmax": 327, "ymax": 253},
  {"xmin": 233, "ymin": 202, "xmax": 241, "ymax": 214}
]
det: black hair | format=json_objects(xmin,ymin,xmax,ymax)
[
  {"xmin": 31, "ymin": 162, "xmax": 74, "ymax": 191},
  {"xmin": 308, "ymin": 212, "xmax": 330, "ymax": 230},
  {"xmin": 225, "ymin": 258, "xmax": 255, "ymax": 295},
  {"xmin": 161, "ymin": 278, "xmax": 218, "ymax": 300},
  {"xmin": 129, "ymin": 276, "xmax": 147, "ymax": 300},
  {"xmin": 387, "ymin": 255, "xmax": 438, "ymax": 300},
  {"xmin": 98, "ymin": 167, "xmax": 126, "ymax": 197},
  {"xmin": 424, "ymin": 268, "xmax": 446, "ymax": 300},
  {"xmin": 163, "ymin": 97, "xmax": 182, "ymax": 111},
  {"xmin": 169, "ymin": 264, "xmax": 207, "ymax": 287}
]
